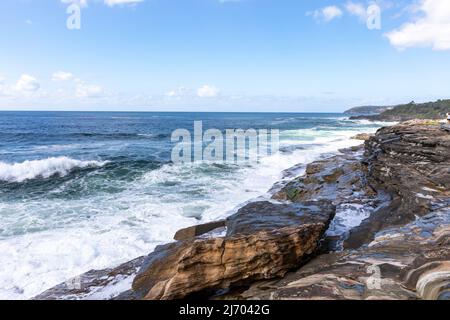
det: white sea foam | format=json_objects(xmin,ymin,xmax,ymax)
[
  {"xmin": 0, "ymin": 157, "xmax": 108, "ymax": 183},
  {"xmin": 350, "ymin": 119, "xmax": 398, "ymax": 126},
  {"xmin": 326, "ymin": 203, "xmax": 375, "ymax": 250}
]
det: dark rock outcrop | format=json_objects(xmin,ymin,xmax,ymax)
[
  {"xmin": 33, "ymin": 257, "xmax": 145, "ymax": 300},
  {"xmin": 351, "ymin": 133, "xmax": 374, "ymax": 141},
  {"xmin": 220, "ymin": 206, "xmax": 450, "ymax": 300},
  {"xmin": 272, "ymin": 146, "xmax": 375, "ymax": 204},
  {"xmin": 218, "ymin": 121, "xmax": 450, "ymax": 300},
  {"xmin": 346, "ymin": 120, "xmax": 450, "ymax": 247},
  {"xmin": 272, "ymin": 146, "xmax": 384, "ymax": 250},
  {"xmin": 225, "ymin": 201, "xmax": 334, "ymax": 236},
  {"xmin": 131, "ymin": 200, "xmax": 335, "ymax": 300}
]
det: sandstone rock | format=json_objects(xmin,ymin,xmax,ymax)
[
  {"xmin": 226, "ymin": 201, "xmax": 334, "ymax": 236},
  {"xmin": 272, "ymin": 147, "xmax": 383, "ymax": 250},
  {"xmin": 174, "ymin": 220, "xmax": 226, "ymax": 241},
  {"xmin": 33, "ymin": 257, "xmax": 145, "ymax": 300},
  {"xmin": 272, "ymin": 148, "xmax": 374, "ymax": 203},
  {"xmin": 215, "ymin": 121, "xmax": 450, "ymax": 301},
  {"xmin": 218, "ymin": 206, "xmax": 450, "ymax": 300},
  {"xmin": 352, "ymin": 133, "xmax": 374, "ymax": 141},
  {"xmin": 130, "ymin": 200, "xmax": 335, "ymax": 300},
  {"xmin": 346, "ymin": 120, "xmax": 450, "ymax": 247}
]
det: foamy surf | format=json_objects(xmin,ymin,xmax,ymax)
[{"xmin": 0, "ymin": 157, "xmax": 108, "ymax": 183}]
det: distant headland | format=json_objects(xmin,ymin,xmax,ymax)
[{"xmin": 345, "ymin": 99, "xmax": 450, "ymax": 121}]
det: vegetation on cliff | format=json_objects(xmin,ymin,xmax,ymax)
[
  {"xmin": 350, "ymin": 99, "xmax": 450, "ymax": 121},
  {"xmin": 344, "ymin": 105, "xmax": 392, "ymax": 115}
]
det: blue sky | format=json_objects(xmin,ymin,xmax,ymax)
[{"xmin": 0, "ymin": 0, "xmax": 449, "ymax": 112}]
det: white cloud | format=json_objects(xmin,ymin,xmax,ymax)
[
  {"xmin": 104, "ymin": 0, "xmax": 143, "ymax": 7},
  {"xmin": 52, "ymin": 71, "xmax": 74, "ymax": 82},
  {"xmin": 61, "ymin": 0, "xmax": 88, "ymax": 8},
  {"xmin": 25, "ymin": 19, "xmax": 33, "ymax": 25},
  {"xmin": 76, "ymin": 83, "xmax": 103, "ymax": 98},
  {"xmin": 323, "ymin": 6, "xmax": 344, "ymax": 21},
  {"xmin": 61, "ymin": 0, "xmax": 143, "ymax": 8},
  {"xmin": 345, "ymin": 1, "xmax": 367, "ymax": 21},
  {"xmin": 52, "ymin": 72, "xmax": 104, "ymax": 99},
  {"xmin": 197, "ymin": 85, "xmax": 220, "ymax": 98},
  {"xmin": 0, "ymin": 73, "xmax": 109, "ymax": 103},
  {"xmin": 308, "ymin": 5, "xmax": 343, "ymax": 22},
  {"xmin": 166, "ymin": 86, "xmax": 190, "ymax": 98},
  {"xmin": 386, "ymin": 0, "xmax": 450, "ymax": 50},
  {"xmin": 14, "ymin": 74, "xmax": 40, "ymax": 93},
  {"xmin": 0, "ymin": 77, "xmax": 5, "ymax": 96}
]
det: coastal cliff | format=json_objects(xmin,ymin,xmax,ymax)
[
  {"xmin": 34, "ymin": 120, "xmax": 450, "ymax": 300},
  {"xmin": 344, "ymin": 105, "xmax": 393, "ymax": 115},
  {"xmin": 349, "ymin": 99, "xmax": 450, "ymax": 121}
]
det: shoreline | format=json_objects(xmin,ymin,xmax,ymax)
[
  {"xmin": 132, "ymin": 119, "xmax": 448, "ymax": 300},
  {"xmin": 1, "ymin": 115, "xmax": 385, "ymax": 300},
  {"xmin": 32, "ymin": 133, "xmax": 377, "ymax": 300},
  {"xmin": 33, "ymin": 117, "xmax": 450, "ymax": 299}
]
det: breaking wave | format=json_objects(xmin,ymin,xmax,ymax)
[{"xmin": 0, "ymin": 157, "xmax": 108, "ymax": 183}]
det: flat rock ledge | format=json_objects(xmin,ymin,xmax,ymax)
[{"xmin": 219, "ymin": 206, "xmax": 450, "ymax": 300}]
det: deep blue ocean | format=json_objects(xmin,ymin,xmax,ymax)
[{"xmin": 0, "ymin": 111, "xmax": 387, "ymax": 299}]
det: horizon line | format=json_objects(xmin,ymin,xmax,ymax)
[{"xmin": 0, "ymin": 109, "xmax": 349, "ymax": 114}]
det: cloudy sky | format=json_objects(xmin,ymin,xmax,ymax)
[{"xmin": 0, "ymin": 0, "xmax": 449, "ymax": 112}]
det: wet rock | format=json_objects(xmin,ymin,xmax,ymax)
[
  {"xmin": 130, "ymin": 201, "xmax": 335, "ymax": 300},
  {"xmin": 226, "ymin": 201, "xmax": 334, "ymax": 236},
  {"xmin": 174, "ymin": 220, "xmax": 226, "ymax": 241},
  {"xmin": 346, "ymin": 120, "xmax": 450, "ymax": 247},
  {"xmin": 216, "ymin": 122, "xmax": 450, "ymax": 300},
  {"xmin": 352, "ymin": 133, "xmax": 374, "ymax": 141},
  {"xmin": 33, "ymin": 257, "xmax": 145, "ymax": 300},
  {"xmin": 272, "ymin": 148, "xmax": 375, "ymax": 203},
  {"xmin": 219, "ymin": 207, "xmax": 450, "ymax": 300},
  {"xmin": 272, "ymin": 146, "xmax": 382, "ymax": 249}
]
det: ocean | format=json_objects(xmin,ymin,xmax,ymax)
[{"xmin": 0, "ymin": 111, "xmax": 388, "ymax": 299}]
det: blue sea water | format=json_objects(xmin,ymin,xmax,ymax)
[{"xmin": 0, "ymin": 111, "xmax": 387, "ymax": 299}]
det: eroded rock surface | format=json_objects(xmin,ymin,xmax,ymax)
[
  {"xmin": 221, "ymin": 206, "xmax": 450, "ymax": 300},
  {"xmin": 131, "ymin": 200, "xmax": 335, "ymax": 300},
  {"xmin": 218, "ymin": 121, "xmax": 450, "ymax": 300},
  {"xmin": 226, "ymin": 201, "xmax": 334, "ymax": 236},
  {"xmin": 272, "ymin": 146, "xmax": 376, "ymax": 204},
  {"xmin": 272, "ymin": 146, "xmax": 385, "ymax": 249},
  {"xmin": 33, "ymin": 257, "xmax": 144, "ymax": 300},
  {"xmin": 352, "ymin": 133, "xmax": 374, "ymax": 141},
  {"xmin": 347, "ymin": 120, "xmax": 450, "ymax": 247}
]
